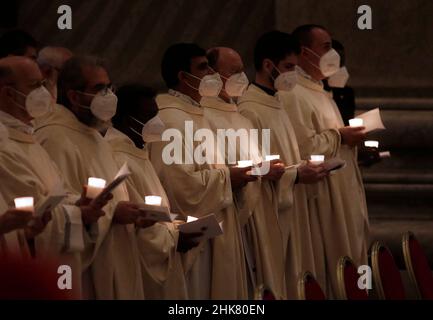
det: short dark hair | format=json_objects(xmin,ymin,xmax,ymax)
[
  {"xmin": 0, "ymin": 29, "xmax": 38, "ymax": 58},
  {"xmin": 58, "ymin": 55, "xmax": 106, "ymax": 107},
  {"xmin": 161, "ymin": 43, "xmax": 206, "ymax": 89},
  {"xmin": 292, "ymin": 24, "xmax": 328, "ymax": 47},
  {"xmin": 112, "ymin": 84, "xmax": 156, "ymax": 128},
  {"xmin": 254, "ymin": 30, "xmax": 301, "ymax": 71}
]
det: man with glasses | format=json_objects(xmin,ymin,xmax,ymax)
[
  {"xmin": 34, "ymin": 55, "xmax": 150, "ymax": 299},
  {"xmin": 0, "ymin": 56, "xmax": 113, "ymax": 298}
]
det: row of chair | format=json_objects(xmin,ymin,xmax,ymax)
[
  {"xmin": 300, "ymin": 231, "xmax": 433, "ymax": 300},
  {"xmin": 256, "ymin": 231, "xmax": 433, "ymax": 300}
]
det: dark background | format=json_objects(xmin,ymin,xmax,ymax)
[
  {"xmin": 1, "ymin": 0, "xmax": 433, "ymax": 297},
  {"xmin": 1, "ymin": 0, "xmax": 432, "ymax": 96}
]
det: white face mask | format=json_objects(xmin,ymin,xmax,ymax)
[
  {"xmin": 271, "ymin": 64, "xmax": 298, "ymax": 92},
  {"xmin": 78, "ymin": 89, "xmax": 118, "ymax": 121},
  {"xmin": 11, "ymin": 85, "xmax": 52, "ymax": 118},
  {"xmin": 130, "ymin": 115, "xmax": 165, "ymax": 143},
  {"xmin": 304, "ymin": 47, "xmax": 341, "ymax": 77},
  {"xmin": 185, "ymin": 72, "xmax": 223, "ymax": 97},
  {"xmin": 327, "ymin": 66, "xmax": 350, "ymax": 88},
  {"xmin": 222, "ymin": 72, "xmax": 249, "ymax": 97}
]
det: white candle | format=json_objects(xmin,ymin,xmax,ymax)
[
  {"xmin": 349, "ymin": 118, "xmax": 364, "ymax": 127},
  {"xmin": 86, "ymin": 177, "xmax": 106, "ymax": 199},
  {"xmin": 187, "ymin": 216, "xmax": 198, "ymax": 223},
  {"xmin": 365, "ymin": 140, "xmax": 379, "ymax": 148},
  {"xmin": 310, "ymin": 155, "xmax": 325, "ymax": 165},
  {"xmin": 265, "ymin": 155, "xmax": 280, "ymax": 161},
  {"xmin": 237, "ymin": 160, "xmax": 253, "ymax": 168},
  {"xmin": 14, "ymin": 197, "xmax": 34, "ymax": 212},
  {"xmin": 145, "ymin": 195, "xmax": 162, "ymax": 206}
]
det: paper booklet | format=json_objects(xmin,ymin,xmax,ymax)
[
  {"xmin": 357, "ymin": 108, "xmax": 386, "ymax": 133},
  {"xmin": 323, "ymin": 158, "xmax": 346, "ymax": 172},
  {"xmin": 138, "ymin": 204, "xmax": 173, "ymax": 222},
  {"xmin": 35, "ymin": 182, "xmax": 67, "ymax": 217},
  {"xmin": 178, "ymin": 213, "xmax": 223, "ymax": 241},
  {"xmin": 94, "ymin": 163, "xmax": 131, "ymax": 202}
]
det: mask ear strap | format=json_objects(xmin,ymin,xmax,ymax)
[
  {"xmin": 267, "ymin": 62, "xmax": 280, "ymax": 81},
  {"xmin": 129, "ymin": 126, "xmax": 143, "ymax": 138},
  {"xmin": 7, "ymin": 87, "xmax": 27, "ymax": 111},
  {"xmin": 303, "ymin": 46, "xmax": 320, "ymax": 58},
  {"xmin": 130, "ymin": 116, "xmax": 145, "ymax": 126}
]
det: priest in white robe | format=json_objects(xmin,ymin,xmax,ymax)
[
  {"xmin": 203, "ymin": 47, "xmax": 287, "ymax": 299},
  {"xmin": 237, "ymin": 32, "xmax": 328, "ymax": 298},
  {"xmin": 279, "ymin": 25, "xmax": 369, "ymax": 297},
  {"xmin": 148, "ymin": 43, "xmax": 251, "ymax": 299},
  {"xmin": 34, "ymin": 56, "xmax": 145, "ymax": 299},
  {"xmin": 106, "ymin": 84, "xmax": 203, "ymax": 299},
  {"xmin": 0, "ymin": 57, "xmax": 111, "ymax": 299}
]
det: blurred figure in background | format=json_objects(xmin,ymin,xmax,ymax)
[
  {"xmin": 109, "ymin": 84, "xmax": 202, "ymax": 299},
  {"xmin": 37, "ymin": 46, "xmax": 73, "ymax": 103},
  {"xmin": 323, "ymin": 39, "xmax": 354, "ymax": 126},
  {"xmin": 324, "ymin": 39, "xmax": 380, "ymax": 167}
]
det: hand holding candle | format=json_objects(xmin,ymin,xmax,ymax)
[{"xmin": 86, "ymin": 177, "xmax": 106, "ymax": 199}]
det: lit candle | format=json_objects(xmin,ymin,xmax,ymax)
[
  {"xmin": 237, "ymin": 160, "xmax": 253, "ymax": 168},
  {"xmin": 187, "ymin": 216, "xmax": 198, "ymax": 223},
  {"xmin": 86, "ymin": 177, "xmax": 106, "ymax": 199},
  {"xmin": 145, "ymin": 195, "xmax": 162, "ymax": 206},
  {"xmin": 349, "ymin": 118, "xmax": 364, "ymax": 127},
  {"xmin": 310, "ymin": 155, "xmax": 325, "ymax": 165},
  {"xmin": 14, "ymin": 197, "xmax": 34, "ymax": 212},
  {"xmin": 365, "ymin": 140, "xmax": 379, "ymax": 148},
  {"xmin": 265, "ymin": 155, "xmax": 280, "ymax": 161}
]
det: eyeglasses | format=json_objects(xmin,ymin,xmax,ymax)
[{"xmin": 76, "ymin": 85, "xmax": 116, "ymax": 97}]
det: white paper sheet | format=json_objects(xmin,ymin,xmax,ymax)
[
  {"xmin": 178, "ymin": 213, "xmax": 223, "ymax": 241},
  {"xmin": 94, "ymin": 163, "xmax": 131, "ymax": 202},
  {"xmin": 63, "ymin": 205, "xmax": 84, "ymax": 252},
  {"xmin": 357, "ymin": 108, "xmax": 386, "ymax": 133},
  {"xmin": 138, "ymin": 203, "xmax": 172, "ymax": 222},
  {"xmin": 35, "ymin": 182, "xmax": 67, "ymax": 217},
  {"xmin": 323, "ymin": 158, "xmax": 346, "ymax": 172}
]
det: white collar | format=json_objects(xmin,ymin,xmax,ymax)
[
  {"xmin": 0, "ymin": 110, "xmax": 34, "ymax": 135},
  {"xmin": 168, "ymin": 89, "xmax": 201, "ymax": 107},
  {"xmin": 296, "ymin": 66, "xmax": 323, "ymax": 86}
]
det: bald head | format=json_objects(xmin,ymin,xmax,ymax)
[
  {"xmin": 0, "ymin": 56, "xmax": 42, "ymax": 86},
  {"xmin": 207, "ymin": 47, "xmax": 244, "ymax": 78},
  {"xmin": 0, "ymin": 56, "xmax": 44, "ymax": 123},
  {"xmin": 37, "ymin": 46, "xmax": 73, "ymax": 70},
  {"xmin": 36, "ymin": 47, "xmax": 73, "ymax": 101}
]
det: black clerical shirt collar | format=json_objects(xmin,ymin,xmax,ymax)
[{"xmin": 252, "ymin": 82, "xmax": 277, "ymax": 96}]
